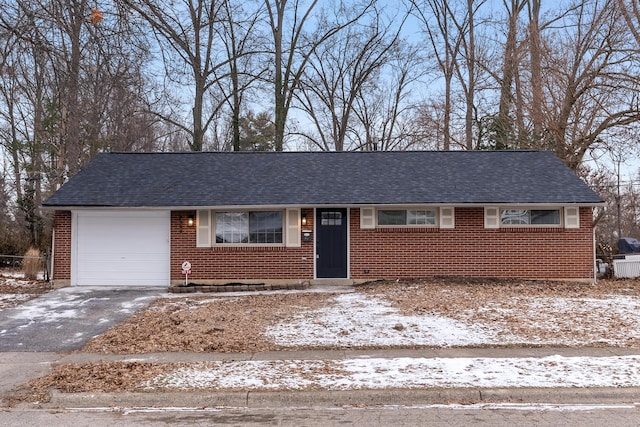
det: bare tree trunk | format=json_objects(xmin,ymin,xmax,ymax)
[
  {"xmin": 191, "ymin": 1, "xmax": 206, "ymax": 152},
  {"xmin": 266, "ymin": 0, "xmax": 368, "ymax": 151},
  {"xmin": 496, "ymin": 0, "xmax": 523, "ymax": 149},
  {"xmin": 513, "ymin": 56, "xmax": 526, "ymax": 146},
  {"xmin": 224, "ymin": 1, "xmax": 241, "ymax": 152},
  {"xmin": 465, "ymin": 0, "xmax": 475, "ymax": 150},
  {"xmin": 61, "ymin": 0, "xmax": 85, "ymax": 178},
  {"xmin": 528, "ymin": 0, "xmax": 543, "ymax": 139},
  {"xmin": 412, "ymin": 0, "xmax": 463, "ymax": 151},
  {"xmin": 266, "ymin": 0, "xmax": 290, "ymax": 151}
]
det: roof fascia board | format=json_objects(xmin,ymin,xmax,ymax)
[{"xmin": 45, "ymin": 202, "xmax": 605, "ymax": 210}]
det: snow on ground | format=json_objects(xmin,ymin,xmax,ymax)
[
  {"xmin": 266, "ymin": 293, "xmax": 506, "ymax": 347},
  {"xmin": 0, "ymin": 293, "xmax": 33, "ymax": 309},
  {"xmin": 6, "ymin": 290, "xmax": 89, "ymax": 322},
  {"xmin": 0, "ymin": 271, "xmax": 45, "ymax": 281},
  {"xmin": 0, "ymin": 271, "xmax": 50, "ymax": 309},
  {"xmin": 0, "ymin": 275, "xmax": 39, "ymax": 287},
  {"xmin": 138, "ymin": 291, "xmax": 640, "ymax": 392},
  {"xmin": 2, "ymin": 288, "xmax": 149, "ymax": 324},
  {"xmin": 465, "ymin": 295, "xmax": 640, "ymax": 346},
  {"xmin": 146, "ymin": 355, "xmax": 640, "ymax": 391},
  {"xmin": 266, "ymin": 292, "xmax": 640, "ymax": 348}
]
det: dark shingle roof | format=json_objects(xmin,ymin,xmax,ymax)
[{"xmin": 42, "ymin": 151, "xmax": 603, "ymax": 208}]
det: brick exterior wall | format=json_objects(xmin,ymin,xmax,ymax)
[
  {"xmin": 172, "ymin": 206, "xmax": 594, "ymax": 282},
  {"xmin": 350, "ymin": 207, "xmax": 594, "ymax": 280},
  {"xmin": 170, "ymin": 209, "xmax": 315, "ymax": 282},
  {"xmin": 53, "ymin": 206, "xmax": 595, "ymax": 286},
  {"xmin": 52, "ymin": 210, "xmax": 72, "ymax": 282}
]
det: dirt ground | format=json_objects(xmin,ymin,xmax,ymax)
[{"xmin": 5, "ymin": 276, "xmax": 640, "ymax": 403}]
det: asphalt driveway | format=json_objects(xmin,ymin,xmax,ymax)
[{"xmin": 0, "ymin": 287, "xmax": 163, "ymax": 352}]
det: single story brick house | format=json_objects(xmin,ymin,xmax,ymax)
[{"xmin": 42, "ymin": 150, "xmax": 604, "ymax": 287}]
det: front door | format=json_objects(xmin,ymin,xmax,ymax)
[{"xmin": 316, "ymin": 208, "xmax": 348, "ymax": 278}]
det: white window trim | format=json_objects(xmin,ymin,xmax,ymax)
[
  {"xmin": 487, "ymin": 206, "xmax": 565, "ymax": 228},
  {"xmin": 376, "ymin": 207, "xmax": 440, "ymax": 228},
  {"xmin": 204, "ymin": 209, "xmax": 287, "ymax": 247}
]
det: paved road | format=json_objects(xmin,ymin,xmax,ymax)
[
  {"xmin": 0, "ymin": 287, "xmax": 163, "ymax": 352},
  {"xmin": 2, "ymin": 404, "xmax": 640, "ymax": 426}
]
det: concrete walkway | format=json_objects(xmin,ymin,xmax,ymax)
[{"xmin": 3, "ymin": 347, "xmax": 640, "ymax": 409}]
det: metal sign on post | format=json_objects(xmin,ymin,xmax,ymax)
[{"xmin": 181, "ymin": 261, "xmax": 192, "ymax": 286}]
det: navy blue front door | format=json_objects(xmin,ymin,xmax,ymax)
[{"xmin": 316, "ymin": 208, "xmax": 348, "ymax": 278}]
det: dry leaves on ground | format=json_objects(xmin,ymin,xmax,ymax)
[
  {"xmin": 81, "ymin": 292, "xmax": 335, "ymax": 354},
  {"xmin": 81, "ymin": 277, "xmax": 640, "ymax": 355},
  {"xmin": 358, "ymin": 278, "xmax": 640, "ymax": 347},
  {"xmin": 11, "ymin": 277, "xmax": 640, "ymax": 404},
  {"xmin": 8, "ymin": 361, "xmax": 171, "ymax": 404}
]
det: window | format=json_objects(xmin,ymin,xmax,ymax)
[
  {"xmin": 321, "ymin": 211, "xmax": 342, "ymax": 226},
  {"xmin": 500, "ymin": 209, "xmax": 561, "ymax": 226},
  {"xmin": 378, "ymin": 209, "xmax": 437, "ymax": 226},
  {"xmin": 215, "ymin": 211, "xmax": 283, "ymax": 244}
]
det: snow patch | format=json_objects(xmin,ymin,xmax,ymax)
[
  {"xmin": 145, "ymin": 355, "xmax": 640, "ymax": 391},
  {"xmin": 267, "ymin": 293, "xmax": 511, "ymax": 347}
]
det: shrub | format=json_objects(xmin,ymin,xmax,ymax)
[{"xmin": 22, "ymin": 247, "xmax": 41, "ymax": 280}]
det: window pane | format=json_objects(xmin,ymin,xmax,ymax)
[
  {"xmin": 321, "ymin": 211, "xmax": 342, "ymax": 226},
  {"xmin": 501, "ymin": 209, "xmax": 529, "ymax": 225},
  {"xmin": 249, "ymin": 211, "xmax": 283, "ymax": 243},
  {"xmin": 501, "ymin": 209, "xmax": 561, "ymax": 225},
  {"xmin": 531, "ymin": 209, "xmax": 560, "ymax": 225},
  {"xmin": 216, "ymin": 212, "xmax": 249, "ymax": 243},
  {"xmin": 408, "ymin": 210, "xmax": 436, "ymax": 225},
  {"xmin": 378, "ymin": 210, "xmax": 406, "ymax": 225}
]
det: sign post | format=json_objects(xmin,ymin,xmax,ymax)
[{"xmin": 181, "ymin": 261, "xmax": 192, "ymax": 286}]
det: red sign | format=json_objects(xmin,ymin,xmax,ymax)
[{"xmin": 181, "ymin": 270, "xmax": 191, "ymax": 275}]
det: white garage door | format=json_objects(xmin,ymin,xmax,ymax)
[{"xmin": 73, "ymin": 211, "xmax": 170, "ymax": 286}]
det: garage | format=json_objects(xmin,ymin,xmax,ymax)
[{"xmin": 72, "ymin": 210, "xmax": 170, "ymax": 286}]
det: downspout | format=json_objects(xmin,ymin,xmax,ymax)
[
  {"xmin": 50, "ymin": 227, "xmax": 55, "ymax": 283},
  {"xmin": 593, "ymin": 226, "xmax": 597, "ymax": 284}
]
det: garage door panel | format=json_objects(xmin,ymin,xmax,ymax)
[{"xmin": 74, "ymin": 211, "xmax": 170, "ymax": 286}]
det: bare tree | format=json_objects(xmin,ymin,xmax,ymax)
[
  {"xmin": 527, "ymin": 0, "xmax": 543, "ymax": 138},
  {"xmin": 0, "ymin": 0, "xmax": 157, "ymax": 248},
  {"xmin": 617, "ymin": 0, "xmax": 640, "ymax": 46},
  {"xmin": 458, "ymin": 0, "xmax": 480, "ymax": 150},
  {"xmin": 216, "ymin": 1, "xmax": 266, "ymax": 151},
  {"xmin": 294, "ymin": 7, "xmax": 408, "ymax": 151},
  {"xmin": 492, "ymin": 0, "xmax": 526, "ymax": 149},
  {"xmin": 411, "ymin": 0, "xmax": 464, "ymax": 150},
  {"xmin": 264, "ymin": 0, "xmax": 372, "ymax": 151},
  {"xmin": 545, "ymin": 0, "xmax": 640, "ymax": 169},
  {"xmin": 350, "ymin": 41, "xmax": 425, "ymax": 151},
  {"xmin": 120, "ymin": 0, "xmax": 232, "ymax": 151}
]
